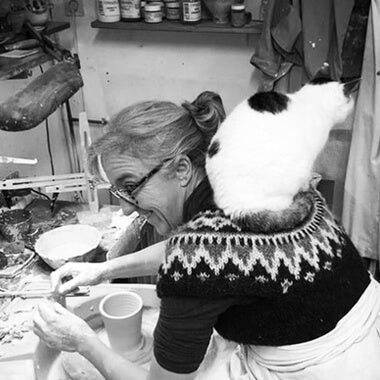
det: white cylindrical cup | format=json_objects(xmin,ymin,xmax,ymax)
[{"xmin": 99, "ymin": 291, "xmax": 143, "ymax": 352}]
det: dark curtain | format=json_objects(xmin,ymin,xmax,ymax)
[{"xmin": 251, "ymin": 0, "xmax": 369, "ymax": 93}]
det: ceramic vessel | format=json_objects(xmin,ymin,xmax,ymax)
[
  {"xmin": 99, "ymin": 291, "xmax": 143, "ymax": 353},
  {"xmin": 202, "ymin": 0, "xmax": 235, "ymax": 23},
  {"xmin": 24, "ymin": 0, "xmax": 50, "ymax": 26},
  {"xmin": 34, "ymin": 224, "xmax": 102, "ymax": 269}
]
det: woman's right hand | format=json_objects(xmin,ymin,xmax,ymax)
[{"xmin": 51, "ymin": 262, "xmax": 106, "ymax": 295}]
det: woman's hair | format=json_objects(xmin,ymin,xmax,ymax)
[{"xmin": 87, "ymin": 91, "xmax": 225, "ymax": 178}]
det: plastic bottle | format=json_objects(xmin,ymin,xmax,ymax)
[{"xmin": 96, "ymin": 0, "xmax": 121, "ymax": 23}]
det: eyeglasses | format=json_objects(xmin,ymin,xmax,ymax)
[{"xmin": 109, "ymin": 161, "xmax": 166, "ymax": 206}]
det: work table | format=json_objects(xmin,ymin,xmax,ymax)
[{"xmin": 0, "ymin": 200, "xmax": 129, "ymax": 379}]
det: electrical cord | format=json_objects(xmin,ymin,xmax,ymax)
[
  {"xmin": 45, "ymin": 117, "xmax": 55, "ymax": 175},
  {"xmin": 31, "ymin": 189, "xmax": 51, "ymax": 201}
]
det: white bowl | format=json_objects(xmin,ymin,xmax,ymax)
[{"xmin": 35, "ymin": 224, "xmax": 102, "ymax": 269}]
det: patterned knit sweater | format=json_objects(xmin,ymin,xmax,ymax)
[{"xmin": 157, "ymin": 190, "xmax": 370, "ymax": 345}]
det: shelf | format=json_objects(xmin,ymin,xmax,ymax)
[
  {"xmin": 0, "ymin": 21, "xmax": 71, "ymax": 80},
  {"xmin": 91, "ymin": 19, "xmax": 262, "ymax": 34},
  {"xmin": 0, "ymin": 49, "xmax": 49, "ymax": 80},
  {"xmin": 43, "ymin": 21, "xmax": 71, "ymax": 36}
]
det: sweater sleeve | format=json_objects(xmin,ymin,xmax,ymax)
[{"xmin": 153, "ymin": 296, "xmax": 236, "ymax": 374}]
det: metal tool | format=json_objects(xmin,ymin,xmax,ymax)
[
  {"xmin": 0, "ymin": 287, "xmax": 90, "ymax": 299},
  {"xmin": 24, "ymin": 21, "xmax": 73, "ymax": 62}
]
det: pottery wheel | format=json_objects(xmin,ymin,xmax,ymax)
[{"xmin": 61, "ymin": 307, "xmax": 158, "ymax": 380}]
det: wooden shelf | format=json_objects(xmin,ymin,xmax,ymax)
[
  {"xmin": 0, "ymin": 21, "xmax": 71, "ymax": 80},
  {"xmin": 0, "ymin": 49, "xmax": 49, "ymax": 80},
  {"xmin": 91, "ymin": 19, "xmax": 262, "ymax": 34}
]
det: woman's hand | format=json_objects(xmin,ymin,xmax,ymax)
[
  {"xmin": 51, "ymin": 262, "xmax": 105, "ymax": 295},
  {"xmin": 33, "ymin": 300, "xmax": 97, "ymax": 352}
]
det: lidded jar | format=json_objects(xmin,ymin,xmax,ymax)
[
  {"xmin": 144, "ymin": 3, "xmax": 163, "ymax": 22},
  {"xmin": 231, "ymin": 4, "xmax": 245, "ymax": 27},
  {"xmin": 166, "ymin": 1, "xmax": 180, "ymax": 20}
]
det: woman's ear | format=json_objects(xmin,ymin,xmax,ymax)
[{"xmin": 175, "ymin": 155, "xmax": 193, "ymax": 187}]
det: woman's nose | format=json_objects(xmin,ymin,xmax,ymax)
[{"xmin": 120, "ymin": 200, "xmax": 138, "ymax": 216}]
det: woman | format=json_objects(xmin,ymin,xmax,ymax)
[
  {"xmin": 34, "ymin": 80, "xmax": 380, "ymax": 380},
  {"xmin": 49, "ymin": 90, "xmax": 225, "ymax": 295}
]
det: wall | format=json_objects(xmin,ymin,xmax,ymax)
[{"xmin": 53, "ymin": 0, "xmax": 263, "ymax": 118}]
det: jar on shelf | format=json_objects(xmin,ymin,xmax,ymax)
[
  {"xmin": 96, "ymin": 0, "xmax": 121, "ymax": 22},
  {"xmin": 166, "ymin": 1, "xmax": 180, "ymax": 20},
  {"xmin": 24, "ymin": 0, "xmax": 50, "ymax": 27},
  {"xmin": 141, "ymin": 0, "xmax": 146, "ymax": 19},
  {"xmin": 179, "ymin": 0, "xmax": 201, "ymax": 24},
  {"xmin": 144, "ymin": 3, "xmax": 163, "ymax": 22},
  {"xmin": 120, "ymin": 0, "xmax": 141, "ymax": 21},
  {"xmin": 231, "ymin": 4, "xmax": 250, "ymax": 27},
  {"xmin": 148, "ymin": 1, "xmax": 165, "ymax": 17}
]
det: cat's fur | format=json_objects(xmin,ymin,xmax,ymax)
[{"xmin": 206, "ymin": 81, "xmax": 354, "ymax": 217}]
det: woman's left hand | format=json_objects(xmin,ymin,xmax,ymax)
[{"xmin": 33, "ymin": 300, "xmax": 97, "ymax": 352}]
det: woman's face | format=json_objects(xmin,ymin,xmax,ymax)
[{"xmin": 102, "ymin": 151, "xmax": 184, "ymax": 235}]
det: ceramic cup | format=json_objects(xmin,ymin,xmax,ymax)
[{"xmin": 99, "ymin": 291, "xmax": 143, "ymax": 352}]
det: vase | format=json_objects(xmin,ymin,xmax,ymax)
[{"xmin": 202, "ymin": 0, "xmax": 236, "ymax": 24}]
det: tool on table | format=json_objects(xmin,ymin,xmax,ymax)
[
  {"xmin": 0, "ymin": 286, "xmax": 90, "ymax": 299},
  {"xmin": 0, "ymin": 39, "xmax": 39, "ymax": 54},
  {"xmin": 0, "ymin": 156, "xmax": 38, "ymax": 165}
]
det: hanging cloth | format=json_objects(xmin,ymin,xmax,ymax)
[
  {"xmin": 342, "ymin": 0, "xmax": 380, "ymax": 261},
  {"xmin": 251, "ymin": 0, "xmax": 355, "ymax": 93}
]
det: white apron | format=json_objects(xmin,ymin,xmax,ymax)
[
  {"xmin": 342, "ymin": 0, "xmax": 380, "ymax": 261},
  {"xmin": 197, "ymin": 278, "xmax": 380, "ymax": 380}
]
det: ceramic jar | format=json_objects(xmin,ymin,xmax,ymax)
[{"xmin": 24, "ymin": 0, "xmax": 50, "ymax": 26}]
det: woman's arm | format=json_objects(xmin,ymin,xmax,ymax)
[
  {"xmin": 78, "ymin": 333, "xmax": 148, "ymax": 380},
  {"xmin": 101, "ymin": 239, "xmax": 167, "ymax": 280},
  {"xmin": 79, "ymin": 336, "xmax": 196, "ymax": 380},
  {"xmin": 34, "ymin": 300, "xmax": 196, "ymax": 380},
  {"xmin": 51, "ymin": 240, "xmax": 167, "ymax": 294}
]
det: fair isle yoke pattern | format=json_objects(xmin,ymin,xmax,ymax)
[{"xmin": 157, "ymin": 192, "xmax": 346, "ymax": 297}]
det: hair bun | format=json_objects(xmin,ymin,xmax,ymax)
[{"xmin": 182, "ymin": 91, "xmax": 226, "ymax": 143}]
